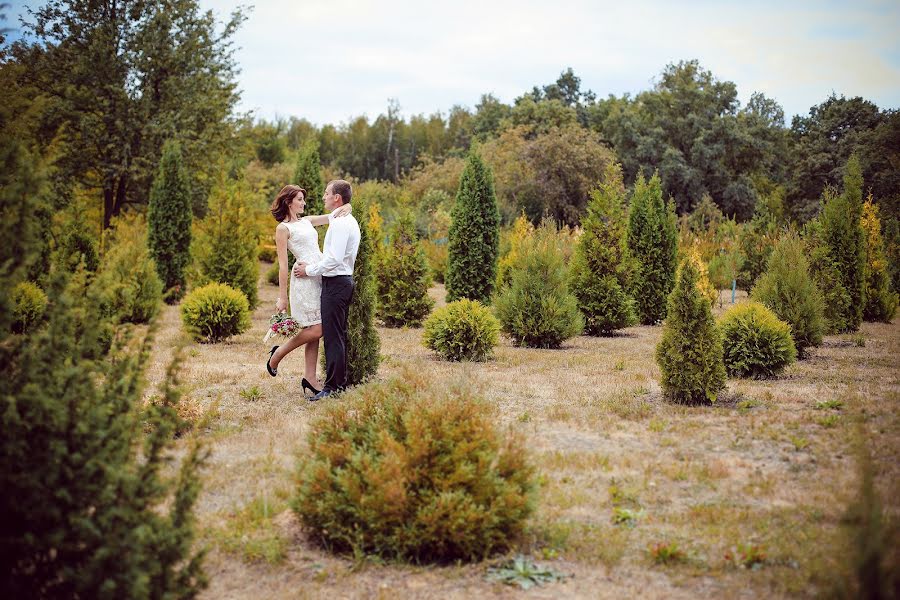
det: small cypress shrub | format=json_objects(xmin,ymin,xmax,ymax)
[
  {"xmin": 737, "ymin": 188, "xmax": 784, "ymax": 290},
  {"xmin": 718, "ymin": 301, "xmax": 797, "ymax": 378},
  {"xmin": 570, "ymin": 164, "xmax": 638, "ymax": 335},
  {"xmin": 10, "ymin": 281, "xmax": 48, "ymax": 334},
  {"xmin": 752, "ymin": 231, "xmax": 825, "ymax": 354},
  {"xmin": 627, "ymin": 172, "xmax": 678, "ymax": 324},
  {"xmin": 423, "ymin": 299, "xmax": 500, "ymax": 361},
  {"xmin": 655, "ymin": 255, "xmax": 727, "ymax": 403},
  {"xmin": 93, "ymin": 213, "xmax": 163, "ymax": 324},
  {"xmin": 148, "ymin": 140, "xmax": 192, "ymax": 301},
  {"xmin": 345, "ymin": 201, "xmax": 381, "ymax": 385},
  {"xmin": 379, "ymin": 213, "xmax": 435, "ymax": 327},
  {"xmin": 59, "ymin": 225, "xmax": 100, "ymax": 273},
  {"xmin": 494, "ymin": 223, "xmax": 584, "ymax": 348},
  {"xmin": 496, "ymin": 214, "xmax": 534, "ymax": 291},
  {"xmin": 445, "ymin": 148, "xmax": 500, "ymax": 304},
  {"xmin": 292, "ymin": 370, "xmax": 536, "ymax": 562},
  {"xmin": 192, "ymin": 177, "xmax": 259, "ymax": 308},
  {"xmin": 181, "ymin": 282, "xmax": 250, "ymax": 343},
  {"xmin": 861, "ymin": 198, "xmax": 898, "ymax": 322},
  {"xmin": 804, "ymin": 201, "xmax": 853, "ymax": 334},
  {"xmin": 293, "ymin": 140, "xmax": 325, "ymax": 217},
  {"xmin": 258, "ymin": 244, "xmax": 277, "ymax": 263},
  {"xmin": 1, "ymin": 271, "xmax": 207, "ymax": 598}
]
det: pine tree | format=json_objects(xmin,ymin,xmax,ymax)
[
  {"xmin": 345, "ymin": 201, "xmax": 381, "ymax": 385},
  {"xmin": 379, "ymin": 213, "xmax": 434, "ymax": 327},
  {"xmin": 627, "ymin": 172, "xmax": 678, "ymax": 325},
  {"xmin": 861, "ymin": 197, "xmax": 898, "ymax": 322},
  {"xmin": 655, "ymin": 255, "xmax": 726, "ymax": 403},
  {"xmin": 193, "ymin": 175, "xmax": 259, "ymax": 308},
  {"xmin": 293, "ymin": 140, "xmax": 325, "ymax": 216},
  {"xmin": 148, "ymin": 140, "xmax": 192, "ymax": 300},
  {"xmin": 804, "ymin": 212, "xmax": 852, "ymax": 334},
  {"xmin": 445, "ymin": 148, "xmax": 500, "ymax": 304},
  {"xmin": 820, "ymin": 155, "xmax": 867, "ymax": 331},
  {"xmin": 752, "ymin": 231, "xmax": 825, "ymax": 355},
  {"xmin": 1, "ymin": 275, "xmax": 207, "ymax": 598},
  {"xmin": 569, "ymin": 163, "xmax": 637, "ymax": 335}
]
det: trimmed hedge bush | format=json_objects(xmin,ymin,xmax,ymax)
[
  {"xmin": 423, "ymin": 299, "xmax": 500, "ymax": 361},
  {"xmin": 11, "ymin": 281, "xmax": 48, "ymax": 333},
  {"xmin": 718, "ymin": 301, "xmax": 797, "ymax": 378},
  {"xmin": 181, "ymin": 282, "xmax": 250, "ymax": 343},
  {"xmin": 292, "ymin": 371, "xmax": 536, "ymax": 562}
]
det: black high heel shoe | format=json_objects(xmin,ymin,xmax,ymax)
[
  {"xmin": 301, "ymin": 378, "xmax": 321, "ymax": 397},
  {"xmin": 266, "ymin": 346, "xmax": 279, "ymax": 377}
]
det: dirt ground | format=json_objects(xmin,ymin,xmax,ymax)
[{"xmin": 145, "ymin": 264, "xmax": 899, "ymax": 599}]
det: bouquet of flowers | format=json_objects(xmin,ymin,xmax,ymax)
[{"xmin": 263, "ymin": 312, "xmax": 301, "ymax": 343}]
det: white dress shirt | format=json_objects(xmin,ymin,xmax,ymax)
[{"xmin": 304, "ymin": 209, "xmax": 361, "ymax": 277}]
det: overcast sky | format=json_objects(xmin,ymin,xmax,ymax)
[{"xmin": 5, "ymin": 0, "xmax": 899, "ymax": 125}]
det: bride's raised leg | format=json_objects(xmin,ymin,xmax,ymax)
[{"xmin": 269, "ymin": 324, "xmax": 321, "ymax": 370}]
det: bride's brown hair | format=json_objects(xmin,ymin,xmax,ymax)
[{"xmin": 271, "ymin": 185, "xmax": 306, "ymax": 221}]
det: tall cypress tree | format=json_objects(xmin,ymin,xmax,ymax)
[
  {"xmin": 569, "ymin": 163, "xmax": 637, "ymax": 335},
  {"xmin": 445, "ymin": 148, "xmax": 500, "ymax": 304},
  {"xmin": 861, "ymin": 198, "xmax": 898, "ymax": 322},
  {"xmin": 379, "ymin": 212, "xmax": 434, "ymax": 327},
  {"xmin": 820, "ymin": 155, "xmax": 867, "ymax": 331},
  {"xmin": 148, "ymin": 141, "xmax": 192, "ymax": 300},
  {"xmin": 293, "ymin": 140, "xmax": 325, "ymax": 216},
  {"xmin": 627, "ymin": 172, "xmax": 678, "ymax": 325},
  {"xmin": 346, "ymin": 201, "xmax": 381, "ymax": 385}
]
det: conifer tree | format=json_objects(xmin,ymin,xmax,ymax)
[
  {"xmin": 804, "ymin": 211, "xmax": 852, "ymax": 334},
  {"xmin": 345, "ymin": 201, "xmax": 381, "ymax": 385},
  {"xmin": 752, "ymin": 231, "xmax": 825, "ymax": 355},
  {"xmin": 446, "ymin": 148, "xmax": 500, "ymax": 304},
  {"xmin": 148, "ymin": 141, "xmax": 192, "ymax": 300},
  {"xmin": 627, "ymin": 172, "xmax": 678, "ymax": 324},
  {"xmin": 379, "ymin": 212, "xmax": 434, "ymax": 327},
  {"xmin": 193, "ymin": 175, "xmax": 259, "ymax": 308},
  {"xmin": 820, "ymin": 155, "xmax": 867, "ymax": 331},
  {"xmin": 737, "ymin": 187, "xmax": 784, "ymax": 290},
  {"xmin": 861, "ymin": 197, "xmax": 898, "ymax": 322},
  {"xmin": 655, "ymin": 255, "xmax": 726, "ymax": 403},
  {"xmin": 293, "ymin": 140, "xmax": 325, "ymax": 216},
  {"xmin": 569, "ymin": 164, "xmax": 637, "ymax": 335}
]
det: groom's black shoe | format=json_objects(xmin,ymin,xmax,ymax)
[{"xmin": 309, "ymin": 389, "xmax": 333, "ymax": 402}]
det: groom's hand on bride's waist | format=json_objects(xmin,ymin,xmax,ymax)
[{"xmin": 293, "ymin": 262, "xmax": 308, "ymax": 278}]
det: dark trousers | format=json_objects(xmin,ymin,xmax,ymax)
[{"xmin": 321, "ymin": 275, "xmax": 354, "ymax": 392}]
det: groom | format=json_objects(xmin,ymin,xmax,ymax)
[{"xmin": 294, "ymin": 180, "xmax": 361, "ymax": 401}]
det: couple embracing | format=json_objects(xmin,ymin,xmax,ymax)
[{"xmin": 265, "ymin": 180, "xmax": 360, "ymax": 401}]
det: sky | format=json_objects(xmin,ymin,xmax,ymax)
[{"xmin": 4, "ymin": 0, "xmax": 900, "ymax": 126}]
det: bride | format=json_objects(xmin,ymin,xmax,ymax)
[{"xmin": 265, "ymin": 184, "xmax": 350, "ymax": 397}]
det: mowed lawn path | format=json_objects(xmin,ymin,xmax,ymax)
[{"xmin": 145, "ymin": 263, "xmax": 899, "ymax": 599}]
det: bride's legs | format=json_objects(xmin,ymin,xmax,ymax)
[
  {"xmin": 304, "ymin": 338, "xmax": 322, "ymax": 390},
  {"xmin": 269, "ymin": 324, "xmax": 322, "ymax": 370}
]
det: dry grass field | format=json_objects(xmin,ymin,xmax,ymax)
[{"xmin": 144, "ymin": 264, "xmax": 899, "ymax": 599}]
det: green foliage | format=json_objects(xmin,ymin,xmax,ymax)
[
  {"xmin": 446, "ymin": 148, "xmax": 500, "ymax": 304},
  {"xmin": 804, "ymin": 214, "xmax": 852, "ymax": 334},
  {"xmin": 292, "ymin": 371, "xmax": 536, "ymax": 562},
  {"xmin": 293, "ymin": 140, "xmax": 325, "ymax": 217},
  {"xmin": 718, "ymin": 301, "xmax": 797, "ymax": 378},
  {"xmin": 192, "ymin": 176, "xmax": 259, "ymax": 308},
  {"xmin": 10, "ymin": 281, "xmax": 48, "ymax": 334},
  {"xmin": 648, "ymin": 541, "xmax": 687, "ymax": 565},
  {"xmin": 656, "ymin": 256, "xmax": 726, "ymax": 403},
  {"xmin": 627, "ymin": 173, "xmax": 678, "ymax": 325},
  {"xmin": 148, "ymin": 140, "xmax": 193, "ymax": 299},
  {"xmin": 752, "ymin": 232, "xmax": 825, "ymax": 354},
  {"xmin": 496, "ymin": 214, "xmax": 534, "ymax": 291},
  {"xmin": 486, "ymin": 555, "xmax": 569, "ymax": 589},
  {"xmin": 0, "ymin": 272, "xmax": 207, "ymax": 598},
  {"xmin": 59, "ymin": 224, "xmax": 100, "ymax": 273},
  {"xmin": 378, "ymin": 213, "xmax": 434, "ymax": 327},
  {"xmin": 181, "ymin": 282, "xmax": 250, "ymax": 343},
  {"xmin": 345, "ymin": 201, "xmax": 380, "ymax": 385},
  {"xmin": 738, "ymin": 188, "xmax": 784, "ymax": 290},
  {"xmin": 861, "ymin": 199, "xmax": 898, "ymax": 322},
  {"xmin": 494, "ymin": 223, "xmax": 584, "ymax": 348},
  {"xmin": 570, "ymin": 164, "xmax": 637, "ymax": 335},
  {"xmin": 93, "ymin": 213, "xmax": 163, "ymax": 324},
  {"xmin": 423, "ymin": 299, "xmax": 500, "ymax": 361},
  {"xmin": 0, "ymin": 140, "xmax": 46, "ymax": 296},
  {"xmin": 818, "ymin": 156, "xmax": 867, "ymax": 331}
]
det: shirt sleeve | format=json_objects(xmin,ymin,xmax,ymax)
[{"xmin": 305, "ymin": 219, "xmax": 349, "ymax": 277}]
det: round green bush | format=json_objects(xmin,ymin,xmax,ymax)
[
  {"xmin": 181, "ymin": 282, "xmax": 250, "ymax": 343},
  {"xmin": 11, "ymin": 281, "xmax": 48, "ymax": 333},
  {"xmin": 292, "ymin": 372, "xmax": 536, "ymax": 563},
  {"xmin": 718, "ymin": 301, "xmax": 797, "ymax": 378},
  {"xmin": 423, "ymin": 299, "xmax": 500, "ymax": 361},
  {"xmin": 258, "ymin": 244, "xmax": 277, "ymax": 263}
]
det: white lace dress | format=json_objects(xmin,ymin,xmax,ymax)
[{"xmin": 285, "ymin": 218, "xmax": 323, "ymax": 326}]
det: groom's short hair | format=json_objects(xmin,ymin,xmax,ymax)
[{"xmin": 330, "ymin": 180, "xmax": 352, "ymax": 205}]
